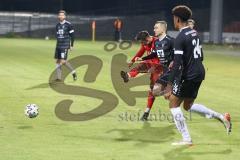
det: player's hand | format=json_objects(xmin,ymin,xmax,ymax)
[
  {"xmin": 135, "ymin": 57, "xmax": 143, "ymax": 61},
  {"xmin": 164, "ymin": 84, "xmax": 172, "ymax": 100},
  {"xmin": 134, "ymin": 57, "xmax": 140, "ymax": 61},
  {"xmin": 69, "ymin": 46, "xmax": 73, "ymax": 51},
  {"xmin": 128, "ymin": 62, "xmax": 134, "ymax": 68}
]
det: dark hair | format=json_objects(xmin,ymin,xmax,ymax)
[
  {"xmin": 172, "ymin": 5, "xmax": 192, "ymax": 22},
  {"xmin": 135, "ymin": 31, "xmax": 150, "ymax": 41},
  {"xmin": 58, "ymin": 10, "xmax": 66, "ymax": 15}
]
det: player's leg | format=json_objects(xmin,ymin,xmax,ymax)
[
  {"xmin": 183, "ymin": 99, "xmax": 232, "ymax": 135},
  {"xmin": 61, "ymin": 49, "xmax": 77, "ymax": 81},
  {"xmin": 169, "ymin": 95, "xmax": 192, "ymax": 146},
  {"xmin": 141, "ymin": 90, "xmax": 154, "ymax": 121},
  {"xmin": 152, "ymin": 83, "xmax": 165, "ymax": 96},
  {"xmin": 120, "ymin": 61, "xmax": 150, "ymax": 83},
  {"xmin": 65, "ymin": 61, "xmax": 77, "ymax": 81},
  {"xmin": 54, "ymin": 48, "xmax": 62, "ymax": 81},
  {"xmin": 152, "ymin": 68, "xmax": 170, "ymax": 96},
  {"xmin": 183, "ymin": 99, "xmax": 224, "ymax": 120},
  {"xmin": 56, "ymin": 59, "xmax": 62, "ymax": 81},
  {"xmin": 141, "ymin": 75, "xmax": 155, "ymax": 121},
  {"xmin": 141, "ymin": 67, "xmax": 161, "ymax": 121},
  {"xmin": 169, "ymin": 80, "xmax": 192, "ymax": 146},
  {"xmin": 181, "ymin": 80, "xmax": 232, "ymax": 134}
]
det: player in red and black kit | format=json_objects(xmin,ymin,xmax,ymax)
[{"xmin": 120, "ymin": 31, "xmax": 163, "ymax": 121}]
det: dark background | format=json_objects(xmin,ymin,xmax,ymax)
[
  {"xmin": 0, "ymin": 0, "xmax": 210, "ymax": 15},
  {"xmin": 1, "ymin": 0, "xmax": 239, "ymax": 27},
  {"xmin": 0, "ymin": 0, "xmax": 237, "ymax": 16},
  {"xmin": 0, "ymin": 0, "xmax": 239, "ymax": 40}
]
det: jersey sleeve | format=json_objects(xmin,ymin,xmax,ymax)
[
  {"xmin": 68, "ymin": 23, "xmax": 74, "ymax": 34},
  {"xmin": 68, "ymin": 23, "xmax": 75, "ymax": 47},
  {"xmin": 168, "ymin": 35, "xmax": 184, "ymax": 84},
  {"xmin": 131, "ymin": 44, "xmax": 146, "ymax": 62},
  {"xmin": 55, "ymin": 24, "xmax": 58, "ymax": 38},
  {"xmin": 169, "ymin": 38, "xmax": 175, "ymax": 62},
  {"xmin": 141, "ymin": 50, "xmax": 157, "ymax": 60}
]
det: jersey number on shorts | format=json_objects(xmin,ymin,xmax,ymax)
[
  {"xmin": 61, "ymin": 52, "xmax": 65, "ymax": 58},
  {"xmin": 192, "ymin": 38, "xmax": 202, "ymax": 59}
]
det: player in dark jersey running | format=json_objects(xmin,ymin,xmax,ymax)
[
  {"xmin": 120, "ymin": 31, "xmax": 162, "ymax": 121},
  {"xmin": 137, "ymin": 21, "xmax": 174, "ymax": 120},
  {"xmin": 164, "ymin": 5, "xmax": 232, "ymax": 146},
  {"xmin": 54, "ymin": 10, "xmax": 77, "ymax": 81}
]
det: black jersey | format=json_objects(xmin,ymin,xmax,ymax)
[
  {"xmin": 56, "ymin": 20, "xmax": 74, "ymax": 49},
  {"xmin": 170, "ymin": 27, "xmax": 205, "ymax": 83},
  {"xmin": 142, "ymin": 35, "xmax": 174, "ymax": 67}
]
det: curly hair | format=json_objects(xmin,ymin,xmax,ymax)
[{"xmin": 172, "ymin": 5, "xmax": 192, "ymax": 22}]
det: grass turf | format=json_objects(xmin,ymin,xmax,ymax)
[{"xmin": 0, "ymin": 38, "xmax": 240, "ymax": 160}]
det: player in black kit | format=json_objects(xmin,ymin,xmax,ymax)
[
  {"xmin": 137, "ymin": 21, "xmax": 174, "ymax": 120},
  {"xmin": 140, "ymin": 21, "xmax": 174, "ymax": 96},
  {"xmin": 55, "ymin": 10, "xmax": 77, "ymax": 81},
  {"xmin": 164, "ymin": 5, "xmax": 232, "ymax": 146}
]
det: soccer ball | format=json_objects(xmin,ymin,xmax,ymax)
[{"xmin": 24, "ymin": 104, "xmax": 39, "ymax": 118}]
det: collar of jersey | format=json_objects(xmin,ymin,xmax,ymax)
[
  {"xmin": 60, "ymin": 20, "xmax": 66, "ymax": 25},
  {"xmin": 158, "ymin": 34, "xmax": 167, "ymax": 41}
]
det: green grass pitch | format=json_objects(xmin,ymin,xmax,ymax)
[{"xmin": 0, "ymin": 38, "xmax": 240, "ymax": 160}]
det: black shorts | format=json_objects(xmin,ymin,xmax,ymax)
[
  {"xmin": 54, "ymin": 48, "xmax": 68, "ymax": 60},
  {"xmin": 156, "ymin": 68, "xmax": 171, "ymax": 86},
  {"xmin": 172, "ymin": 79, "xmax": 202, "ymax": 99}
]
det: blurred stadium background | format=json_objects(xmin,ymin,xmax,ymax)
[{"xmin": 0, "ymin": 0, "xmax": 240, "ymax": 43}]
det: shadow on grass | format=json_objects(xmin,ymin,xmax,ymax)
[
  {"xmin": 106, "ymin": 122, "xmax": 176, "ymax": 144},
  {"xmin": 25, "ymin": 83, "xmax": 50, "ymax": 90},
  {"xmin": 17, "ymin": 125, "xmax": 33, "ymax": 129}
]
